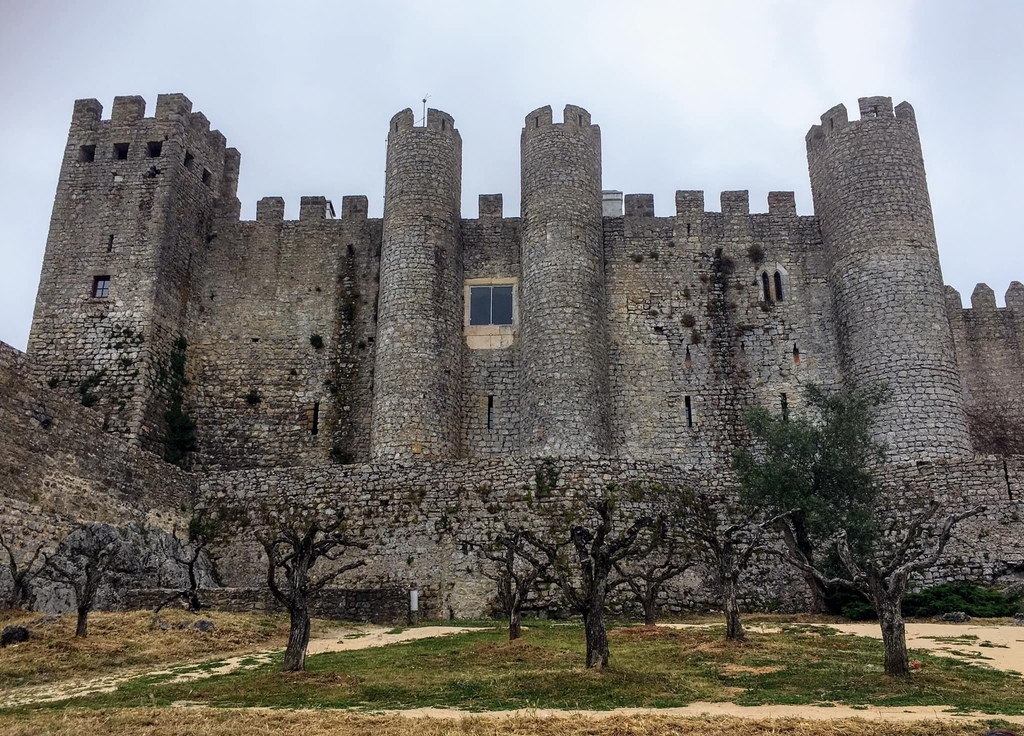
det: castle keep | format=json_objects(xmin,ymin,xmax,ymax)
[{"xmin": 3, "ymin": 94, "xmax": 1023, "ymax": 616}]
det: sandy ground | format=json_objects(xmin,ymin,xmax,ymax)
[
  {"xmin": 663, "ymin": 622, "xmax": 1024, "ymax": 676},
  {"xmin": 2, "ymin": 621, "xmax": 1023, "ymax": 723}
]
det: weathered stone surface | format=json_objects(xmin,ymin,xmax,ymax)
[{"xmin": 1, "ymin": 93, "xmax": 1023, "ymax": 618}]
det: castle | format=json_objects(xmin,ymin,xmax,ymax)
[{"xmin": 2, "ymin": 93, "xmax": 1022, "ymax": 617}]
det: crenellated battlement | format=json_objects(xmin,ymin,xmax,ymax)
[
  {"xmin": 388, "ymin": 107, "xmax": 459, "ymax": 138},
  {"xmin": 522, "ymin": 104, "xmax": 597, "ymax": 137},
  {"xmin": 945, "ymin": 282, "xmax": 1024, "ymax": 314},
  {"xmin": 253, "ymin": 195, "xmax": 369, "ymax": 222},
  {"xmin": 65, "ymin": 93, "xmax": 231, "ymax": 182},
  {"xmin": 805, "ymin": 96, "xmax": 918, "ymax": 153},
  {"xmin": 602, "ymin": 191, "xmax": 803, "ymax": 220}
]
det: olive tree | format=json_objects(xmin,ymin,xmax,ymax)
[
  {"xmin": 525, "ymin": 492, "xmax": 660, "ymax": 668},
  {"xmin": 778, "ymin": 501, "xmax": 983, "ymax": 676},
  {"xmin": 253, "ymin": 503, "xmax": 366, "ymax": 672}
]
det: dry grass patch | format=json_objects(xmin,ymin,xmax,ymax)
[
  {"xmin": 0, "ymin": 610, "xmax": 292, "ymax": 688},
  {"xmin": 0, "ymin": 708, "xmax": 1020, "ymax": 736}
]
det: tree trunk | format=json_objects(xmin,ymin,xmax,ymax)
[
  {"xmin": 876, "ymin": 595, "xmax": 910, "ymax": 677},
  {"xmin": 76, "ymin": 607, "xmax": 89, "ymax": 638},
  {"xmin": 643, "ymin": 594, "xmax": 657, "ymax": 626},
  {"xmin": 282, "ymin": 604, "xmax": 311, "ymax": 671},
  {"xmin": 509, "ymin": 605, "xmax": 522, "ymax": 641},
  {"xmin": 583, "ymin": 606, "xmax": 610, "ymax": 668},
  {"xmin": 805, "ymin": 573, "xmax": 830, "ymax": 615},
  {"xmin": 186, "ymin": 562, "xmax": 202, "ymax": 613},
  {"xmin": 186, "ymin": 589, "xmax": 202, "ymax": 614},
  {"xmin": 723, "ymin": 576, "xmax": 745, "ymax": 641}
]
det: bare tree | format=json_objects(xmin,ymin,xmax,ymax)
[
  {"xmin": 253, "ymin": 504, "xmax": 366, "ymax": 672},
  {"xmin": 470, "ymin": 526, "xmax": 549, "ymax": 640},
  {"xmin": 614, "ymin": 523, "xmax": 696, "ymax": 626},
  {"xmin": 0, "ymin": 529, "xmax": 49, "ymax": 610},
  {"xmin": 150, "ymin": 512, "xmax": 231, "ymax": 626},
  {"xmin": 777, "ymin": 502, "xmax": 984, "ymax": 676},
  {"xmin": 525, "ymin": 495, "xmax": 659, "ymax": 668},
  {"xmin": 683, "ymin": 490, "xmax": 777, "ymax": 641},
  {"xmin": 43, "ymin": 523, "xmax": 129, "ymax": 637}
]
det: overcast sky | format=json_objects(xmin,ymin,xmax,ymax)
[{"xmin": 1, "ymin": 0, "xmax": 1021, "ymax": 350}]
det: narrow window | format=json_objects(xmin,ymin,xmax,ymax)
[
  {"xmin": 113, "ymin": 143, "xmax": 129, "ymax": 160},
  {"xmin": 686, "ymin": 223, "xmax": 691, "ymax": 236},
  {"xmin": 793, "ymin": 344, "xmax": 800, "ymax": 365},
  {"xmin": 829, "ymin": 118, "xmax": 835, "ymax": 131},
  {"xmin": 684, "ymin": 395, "xmax": 693, "ymax": 428},
  {"xmin": 684, "ymin": 346, "xmax": 692, "ymax": 370},
  {"xmin": 183, "ymin": 151, "xmax": 194, "ymax": 169},
  {"xmin": 201, "ymin": 168, "xmax": 211, "ymax": 185},
  {"xmin": 106, "ymin": 235, "xmax": 114, "ymax": 253},
  {"xmin": 781, "ymin": 393, "xmax": 789, "ymax": 421},
  {"xmin": 762, "ymin": 272, "xmax": 772, "ymax": 302},
  {"xmin": 91, "ymin": 275, "xmax": 110, "ymax": 298},
  {"xmin": 311, "ymin": 401, "xmax": 320, "ymax": 435},
  {"xmin": 578, "ymin": 114, "xmax": 583, "ymax": 125},
  {"xmin": 146, "ymin": 141, "xmax": 162, "ymax": 158},
  {"xmin": 441, "ymin": 119, "xmax": 446, "ymax": 131},
  {"xmin": 774, "ymin": 271, "xmax": 784, "ymax": 301},
  {"xmin": 534, "ymin": 117, "xmax": 539, "ymax": 128},
  {"xmin": 79, "ymin": 144, "xmax": 96, "ymax": 162},
  {"xmin": 487, "ymin": 395, "xmax": 494, "ymax": 429}
]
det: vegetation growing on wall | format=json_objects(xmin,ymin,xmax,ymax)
[{"xmin": 162, "ymin": 336, "xmax": 197, "ymax": 466}]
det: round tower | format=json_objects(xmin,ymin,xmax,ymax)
[
  {"xmin": 519, "ymin": 104, "xmax": 610, "ymax": 455},
  {"xmin": 371, "ymin": 108, "xmax": 463, "ymax": 460},
  {"xmin": 807, "ymin": 96, "xmax": 971, "ymax": 460}
]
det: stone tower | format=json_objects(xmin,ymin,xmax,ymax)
[
  {"xmin": 27, "ymin": 94, "xmax": 238, "ymax": 450},
  {"xmin": 371, "ymin": 108, "xmax": 464, "ymax": 460},
  {"xmin": 807, "ymin": 96, "xmax": 971, "ymax": 460},
  {"xmin": 519, "ymin": 104, "xmax": 610, "ymax": 455}
]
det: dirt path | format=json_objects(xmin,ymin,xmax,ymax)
[
  {"xmin": 0, "ymin": 625, "xmax": 474, "ymax": 709},
  {"xmin": 384, "ymin": 703, "xmax": 1016, "ymax": 723}
]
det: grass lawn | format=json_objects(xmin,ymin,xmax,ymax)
[
  {"xmin": 7, "ymin": 619, "xmax": 1024, "ymax": 716},
  {"xmin": 0, "ymin": 609, "xmax": 291, "ymax": 689}
]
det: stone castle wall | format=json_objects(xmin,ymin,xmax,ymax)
[
  {"xmin": 0, "ymin": 340, "xmax": 194, "ymax": 605},
  {"xmin": 947, "ymin": 283, "xmax": 1024, "ymax": 455},
  {"xmin": 27, "ymin": 94, "xmax": 239, "ymax": 454},
  {"xmin": 187, "ymin": 195, "xmax": 380, "ymax": 469},
  {"xmin": 6, "ymin": 92, "xmax": 1024, "ymax": 619},
  {"xmin": 198, "ymin": 455, "xmax": 1024, "ymax": 618}
]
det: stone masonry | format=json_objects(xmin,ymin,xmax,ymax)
[{"xmin": 2, "ymin": 93, "xmax": 1022, "ymax": 616}]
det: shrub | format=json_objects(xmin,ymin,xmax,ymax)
[
  {"xmin": 680, "ymin": 313, "xmax": 697, "ymax": 328},
  {"xmin": 309, "ymin": 334, "xmax": 324, "ymax": 350},
  {"xmin": 244, "ymin": 389, "xmax": 262, "ymax": 406},
  {"xmin": 747, "ymin": 243, "xmax": 766, "ymax": 263},
  {"xmin": 902, "ymin": 583, "xmax": 1021, "ymax": 618}
]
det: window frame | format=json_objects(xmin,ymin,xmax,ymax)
[
  {"xmin": 91, "ymin": 275, "xmax": 111, "ymax": 299},
  {"xmin": 464, "ymin": 277, "xmax": 518, "ymax": 350}
]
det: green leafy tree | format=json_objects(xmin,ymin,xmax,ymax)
[{"xmin": 732, "ymin": 383, "xmax": 887, "ymax": 611}]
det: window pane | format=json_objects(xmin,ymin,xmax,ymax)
[
  {"xmin": 469, "ymin": 286, "xmax": 491, "ymax": 326},
  {"xmin": 491, "ymin": 286, "xmax": 513, "ymax": 325}
]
